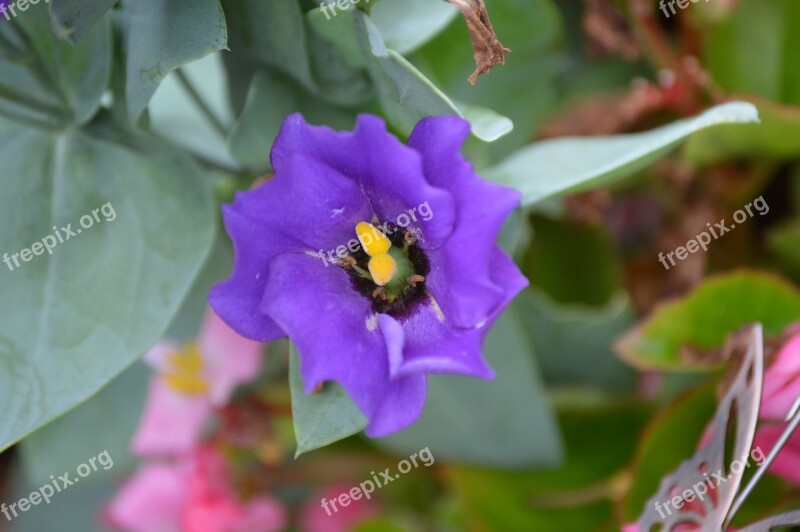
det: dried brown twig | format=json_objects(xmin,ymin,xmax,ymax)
[{"xmin": 446, "ymin": 0, "xmax": 510, "ymax": 84}]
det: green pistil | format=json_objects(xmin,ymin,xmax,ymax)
[{"xmin": 384, "ymin": 246, "xmax": 415, "ymax": 298}]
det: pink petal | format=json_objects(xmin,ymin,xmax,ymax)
[
  {"xmin": 237, "ymin": 497, "xmax": 287, "ymax": 532},
  {"xmin": 754, "ymin": 425, "xmax": 800, "ymax": 484},
  {"xmin": 762, "ymin": 333, "xmax": 800, "ymax": 420},
  {"xmin": 105, "ymin": 463, "xmax": 189, "ymax": 532},
  {"xmin": 198, "ymin": 309, "xmax": 264, "ymax": 406},
  {"xmin": 301, "ymin": 486, "xmax": 377, "ymax": 532},
  {"xmin": 182, "ymin": 497, "xmax": 245, "ymax": 532},
  {"xmin": 130, "ymin": 377, "xmax": 211, "ymax": 457}
]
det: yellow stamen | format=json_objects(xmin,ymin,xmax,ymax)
[
  {"xmin": 163, "ymin": 343, "xmax": 208, "ymax": 395},
  {"xmin": 356, "ymin": 222, "xmax": 391, "ymax": 256},
  {"xmin": 368, "ymin": 253, "xmax": 397, "ymax": 286}
]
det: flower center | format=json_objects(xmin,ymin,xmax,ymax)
[
  {"xmin": 163, "ymin": 343, "xmax": 208, "ymax": 395},
  {"xmin": 355, "ymin": 222, "xmax": 397, "ymax": 286},
  {"xmin": 342, "ymin": 221, "xmax": 430, "ymax": 318}
]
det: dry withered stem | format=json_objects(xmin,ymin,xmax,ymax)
[{"xmin": 446, "ymin": 0, "xmax": 510, "ymax": 84}]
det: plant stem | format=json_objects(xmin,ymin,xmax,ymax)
[{"xmin": 175, "ymin": 68, "xmax": 228, "ymax": 138}]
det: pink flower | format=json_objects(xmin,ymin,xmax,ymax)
[
  {"xmin": 300, "ymin": 485, "xmax": 376, "ymax": 532},
  {"xmin": 131, "ymin": 309, "xmax": 263, "ymax": 457},
  {"xmin": 107, "ymin": 447, "xmax": 285, "ymax": 532},
  {"xmin": 753, "ymin": 328, "xmax": 800, "ymax": 484}
]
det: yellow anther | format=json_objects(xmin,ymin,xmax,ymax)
[
  {"xmin": 356, "ymin": 222, "xmax": 391, "ymax": 256},
  {"xmin": 368, "ymin": 253, "xmax": 397, "ymax": 286},
  {"xmin": 163, "ymin": 343, "xmax": 208, "ymax": 395}
]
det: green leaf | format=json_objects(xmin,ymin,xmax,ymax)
[
  {"xmin": 13, "ymin": 6, "xmax": 111, "ymax": 125},
  {"xmin": 456, "ymin": 101, "xmax": 514, "ymax": 143},
  {"xmin": 227, "ymin": 69, "xmax": 357, "ymax": 168},
  {"xmin": 516, "ymin": 288, "xmax": 637, "ymax": 391},
  {"xmin": 522, "ymin": 214, "xmax": 622, "ymax": 306},
  {"xmin": 616, "ymin": 271, "xmax": 800, "ymax": 371},
  {"xmin": 485, "ymin": 102, "xmax": 760, "ymax": 207},
  {"xmin": 684, "ymin": 96, "xmax": 800, "ymax": 165},
  {"xmin": 411, "ymin": 0, "xmax": 564, "ymax": 160},
  {"xmin": 289, "ymin": 345, "xmax": 367, "ymax": 457},
  {"xmin": 622, "ymin": 383, "xmax": 716, "ymax": 521},
  {"xmin": 49, "ymin": 0, "xmax": 118, "ymax": 44},
  {"xmin": 306, "ymin": 7, "xmax": 512, "ymax": 142},
  {"xmin": 374, "ymin": 303, "xmax": 563, "ymax": 468},
  {"xmin": 370, "ymin": 0, "xmax": 458, "ymax": 55},
  {"xmin": 702, "ymin": 0, "xmax": 800, "ymax": 105},
  {"xmin": 0, "ymin": 116, "xmax": 215, "ymax": 452},
  {"xmin": 352, "ymin": 11, "xmax": 513, "ymax": 142},
  {"xmin": 768, "ymin": 221, "xmax": 800, "ymax": 278},
  {"xmin": 222, "ymin": 0, "xmax": 315, "ymax": 91},
  {"xmin": 19, "ymin": 362, "xmax": 149, "ymax": 485},
  {"xmin": 120, "ymin": 0, "xmax": 227, "ymax": 122},
  {"xmin": 448, "ymin": 400, "xmax": 650, "ymax": 530}
]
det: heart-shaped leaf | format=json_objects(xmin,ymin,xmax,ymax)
[{"xmin": 0, "ymin": 116, "xmax": 215, "ymax": 452}]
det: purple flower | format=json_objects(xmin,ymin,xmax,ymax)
[{"xmin": 209, "ymin": 114, "xmax": 527, "ymax": 437}]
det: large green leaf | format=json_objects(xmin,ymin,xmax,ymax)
[
  {"xmin": 616, "ymin": 271, "xmax": 800, "ymax": 371},
  {"xmin": 18, "ymin": 229, "xmax": 233, "ymax": 487},
  {"xmin": 49, "ymin": 0, "xmax": 118, "ymax": 44},
  {"xmin": 375, "ymin": 303, "xmax": 563, "ymax": 468},
  {"xmin": 516, "ymin": 288, "xmax": 637, "ymax": 391},
  {"xmin": 0, "ymin": 116, "xmax": 215, "ymax": 452},
  {"xmin": 289, "ymin": 345, "xmax": 367, "ymax": 457},
  {"xmin": 120, "ymin": 0, "xmax": 227, "ymax": 122},
  {"xmin": 19, "ymin": 362, "xmax": 149, "ymax": 486},
  {"xmin": 485, "ymin": 102, "xmax": 760, "ymax": 207}
]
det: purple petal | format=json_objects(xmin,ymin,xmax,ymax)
[
  {"xmin": 407, "ymin": 115, "xmax": 527, "ymax": 328},
  {"xmin": 259, "ymin": 252, "xmax": 426, "ymax": 437},
  {"xmin": 210, "ymin": 153, "xmax": 373, "ymax": 341},
  {"xmin": 378, "ymin": 306, "xmax": 494, "ymax": 380},
  {"xmin": 271, "ymin": 114, "xmax": 457, "ymax": 248}
]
